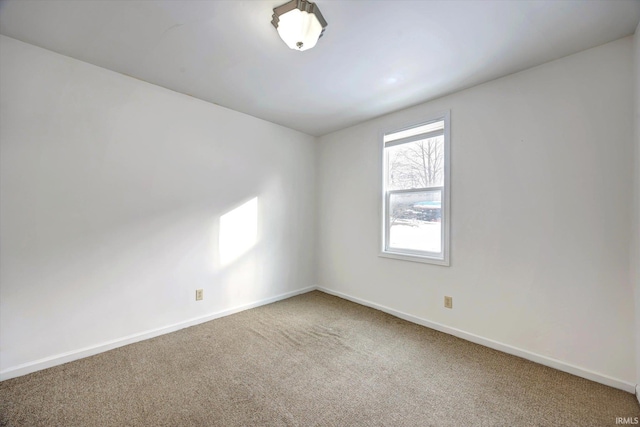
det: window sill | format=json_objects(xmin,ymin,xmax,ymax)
[{"xmin": 379, "ymin": 251, "xmax": 449, "ymax": 266}]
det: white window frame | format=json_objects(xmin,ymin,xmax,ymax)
[{"xmin": 379, "ymin": 111, "xmax": 451, "ymax": 266}]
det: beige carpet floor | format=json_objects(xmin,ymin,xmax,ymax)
[{"xmin": 1, "ymin": 290, "xmax": 638, "ymax": 426}]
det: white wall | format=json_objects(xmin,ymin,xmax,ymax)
[
  {"xmin": 0, "ymin": 35, "xmax": 316, "ymax": 377},
  {"xmin": 633, "ymin": 21, "xmax": 640, "ymax": 389},
  {"xmin": 317, "ymin": 37, "xmax": 636, "ymax": 387}
]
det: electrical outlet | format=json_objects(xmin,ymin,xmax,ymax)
[
  {"xmin": 444, "ymin": 296, "xmax": 453, "ymax": 309},
  {"xmin": 196, "ymin": 289, "xmax": 203, "ymax": 301}
]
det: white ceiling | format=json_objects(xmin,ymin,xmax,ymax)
[{"xmin": 1, "ymin": 0, "xmax": 639, "ymax": 136}]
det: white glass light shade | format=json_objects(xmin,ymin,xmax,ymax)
[
  {"xmin": 276, "ymin": 8, "xmax": 323, "ymax": 51},
  {"xmin": 272, "ymin": 0, "xmax": 327, "ymax": 52}
]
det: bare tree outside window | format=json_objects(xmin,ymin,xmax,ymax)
[{"xmin": 387, "ymin": 136, "xmax": 444, "ymax": 190}]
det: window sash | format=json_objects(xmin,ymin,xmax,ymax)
[{"xmin": 384, "ymin": 187, "xmax": 444, "ymax": 258}]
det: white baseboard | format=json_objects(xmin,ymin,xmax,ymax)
[
  {"xmin": 636, "ymin": 385, "xmax": 640, "ymax": 406},
  {"xmin": 0, "ymin": 286, "xmax": 317, "ymax": 382},
  {"xmin": 4, "ymin": 285, "xmax": 634, "ymax": 394},
  {"xmin": 317, "ymin": 286, "xmax": 636, "ymax": 394}
]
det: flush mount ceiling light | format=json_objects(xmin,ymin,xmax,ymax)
[{"xmin": 271, "ymin": 0, "xmax": 327, "ymax": 51}]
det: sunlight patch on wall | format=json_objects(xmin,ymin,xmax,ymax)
[{"xmin": 219, "ymin": 197, "xmax": 258, "ymax": 266}]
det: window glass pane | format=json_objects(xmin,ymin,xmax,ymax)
[
  {"xmin": 388, "ymin": 190, "xmax": 442, "ymax": 254},
  {"xmin": 384, "ymin": 120, "xmax": 444, "ymax": 143},
  {"xmin": 386, "ymin": 135, "xmax": 444, "ymax": 190}
]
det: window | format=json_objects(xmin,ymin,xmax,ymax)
[{"xmin": 381, "ymin": 112, "xmax": 450, "ymax": 265}]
